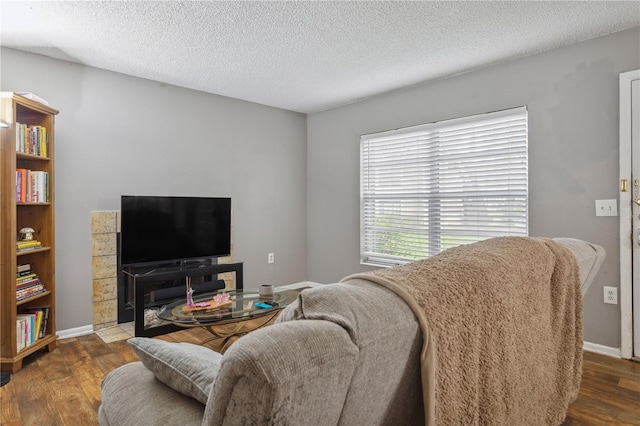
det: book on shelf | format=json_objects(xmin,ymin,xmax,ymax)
[
  {"xmin": 16, "ymin": 240, "xmax": 43, "ymax": 252},
  {"xmin": 16, "ymin": 283, "xmax": 45, "ymax": 301},
  {"xmin": 17, "ymin": 263, "xmax": 32, "ymax": 274},
  {"xmin": 16, "ymin": 240, "xmax": 42, "ymax": 249},
  {"xmin": 16, "ymin": 274, "xmax": 40, "ymax": 290},
  {"xmin": 17, "ymin": 270, "xmax": 34, "ymax": 278},
  {"xmin": 16, "ymin": 168, "xmax": 26, "ymax": 202},
  {"xmin": 17, "ymin": 277, "xmax": 42, "ymax": 289},
  {"xmin": 17, "ymin": 240, "xmax": 41, "ymax": 247},
  {"xmin": 16, "ymin": 318, "xmax": 26, "ymax": 351},
  {"xmin": 36, "ymin": 307, "xmax": 50, "ymax": 339},
  {"xmin": 17, "ymin": 275, "xmax": 39, "ymax": 285},
  {"xmin": 17, "ymin": 246, "xmax": 44, "ymax": 253},
  {"xmin": 16, "ymin": 268, "xmax": 36, "ymax": 276},
  {"xmin": 16, "ymin": 313, "xmax": 37, "ymax": 350}
]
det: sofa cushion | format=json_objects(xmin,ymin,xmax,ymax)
[
  {"xmin": 128, "ymin": 337, "xmax": 222, "ymax": 404},
  {"xmin": 99, "ymin": 361, "xmax": 204, "ymax": 425}
]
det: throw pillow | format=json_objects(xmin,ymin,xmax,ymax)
[{"xmin": 128, "ymin": 337, "xmax": 222, "ymax": 404}]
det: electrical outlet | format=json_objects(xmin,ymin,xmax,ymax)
[
  {"xmin": 603, "ymin": 286, "xmax": 618, "ymax": 305},
  {"xmin": 268, "ymin": 253, "xmax": 275, "ymax": 264}
]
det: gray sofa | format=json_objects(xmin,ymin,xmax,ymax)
[
  {"xmin": 99, "ymin": 278, "xmax": 424, "ymax": 425},
  {"xmin": 99, "ymin": 238, "xmax": 605, "ymax": 426}
]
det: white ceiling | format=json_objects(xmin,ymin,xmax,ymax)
[{"xmin": 1, "ymin": 1, "xmax": 639, "ymax": 113}]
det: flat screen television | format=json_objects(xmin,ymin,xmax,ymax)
[{"xmin": 120, "ymin": 195, "xmax": 231, "ymax": 267}]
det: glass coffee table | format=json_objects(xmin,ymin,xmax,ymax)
[{"xmin": 157, "ymin": 289, "xmax": 288, "ymax": 352}]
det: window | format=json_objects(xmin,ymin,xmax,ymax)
[{"xmin": 360, "ymin": 106, "xmax": 528, "ymax": 267}]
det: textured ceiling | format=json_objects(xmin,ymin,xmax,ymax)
[{"xmin": 1, "ymin": 1, "xmax": 639, "ymax": 113}]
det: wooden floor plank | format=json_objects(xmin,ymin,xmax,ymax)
[
  {"xmin": 77, "ymin": 333, "xmax": 113, "ymax": 358},
  {"xmin": 619, "ymin": 377, "xmax": 640, "ymax": 393},
  {"xmin": 46, "ymin": 374, "xmax": 99, "ymax": 425},
  {"xmin": 0, "ymin": 380, "xmax": 21, "ymax": 425},
  {"xmin": 106, "ymin": 340, "xmax": 138, "ymax": 364},
  {"xmin": 35, "ymin": 345, "xmax": 73, "ymax": 382},
  {"xmin": 92, "ymin": 352, "xmax": 130, "ymax": 376},
  {"xmin": 579, "ymin": 376, "xmax": 640, "ymax": 412}
]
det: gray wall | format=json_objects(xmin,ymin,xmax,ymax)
[
  {"xmin": 307, "ymin": 27, "xmax": 640, "ymax": 348},
  {"xmin": 1, "ymin": 47, "xmax": 308, "ymax": 331}
]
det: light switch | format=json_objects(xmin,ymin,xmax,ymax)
[{"xmin": 595, "ymin": 199, "xmax": 618, "ymax": 217}]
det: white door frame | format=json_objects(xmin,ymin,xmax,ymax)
[{"xmin": 619, "ymin": 69, "xmax": 640, "ymax": 359}]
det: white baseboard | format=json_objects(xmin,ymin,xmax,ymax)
[
  {"xmin": 583, "ymin": 341, "xmax": 621, "ymax": 358},
  {"xmin": 57, "ymin": 324, "xmax": 94, "ymax": 340}
]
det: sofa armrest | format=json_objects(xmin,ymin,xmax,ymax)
[
  {"xmin": 553, "ymin": 237, "xmax": 606, "ymax": 296},
  {"xmin": 203, "ymin": 320, "xmax": 359, "ymax": 426}
]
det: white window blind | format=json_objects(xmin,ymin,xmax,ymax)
[{"xmin": 360, "ymin": 106, "xmax": 528, "ymax": 267}]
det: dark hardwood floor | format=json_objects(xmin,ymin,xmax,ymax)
[
  {"xmin": 1, "ymin": 330, "xmax": 639, "ymax": 425},
  {"xmin": 562, "ymin": 351, "xmax": 640, "ymax": 425}
]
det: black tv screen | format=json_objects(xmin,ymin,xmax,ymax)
[{"xmin": 120, "ymin": 195, "xmax": 231, "ymax": 266}]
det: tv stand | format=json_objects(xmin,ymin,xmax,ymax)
[{"xmin": 122, "ymin": 262, "xmax": 243, "ymax": 337}]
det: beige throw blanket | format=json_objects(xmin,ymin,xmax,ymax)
[{"xmin": 342, "ymin": 237, "xmax": 582, "ymax": 426}]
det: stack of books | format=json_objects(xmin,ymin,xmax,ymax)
[
  {"xmin": 16, "ymin": 307, "xmax": 50, "ymax": 351},
  {"xmin": 16, "ymin": 240, "xmax": 43, "ymax": 253},
  {"xmin": 16, "ymin": 264, "xmax": 46, "ymax": 301},
  {"xmin": 15, "ymin": 122, "xmax": 49, "ymax": 157}
]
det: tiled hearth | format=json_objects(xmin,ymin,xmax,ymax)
[
  {"xmin": 91, "ymin": 211, "xmax": 120, "ymax": 331},
  {"xmin": 90, "ymin": 210, "xmax": 235, "ymax": 334}
]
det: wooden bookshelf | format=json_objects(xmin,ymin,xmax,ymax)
[{"xmin": 1, "ymin": 93, "xmax": 59, "ymax": 373}]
